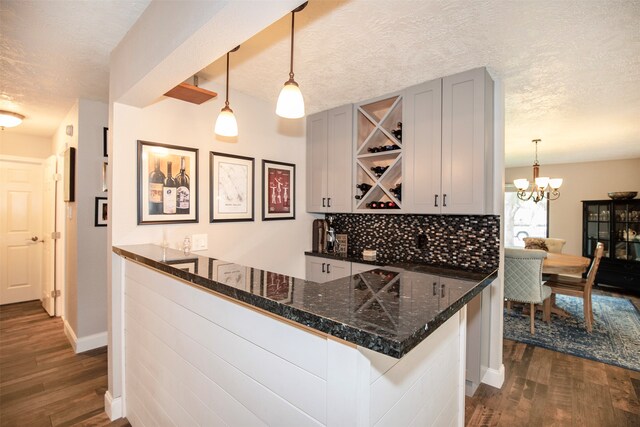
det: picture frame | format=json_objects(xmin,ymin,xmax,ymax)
[
  {"xmin": 63, "ymin": 147, "xmax": 76, "ymax": 202},
  {"xmin": 262, "ymin": 271, "xmax": 293, "ymax": 303},
  {"xmin": 103, "ymin": 127, "xmax": 108, "ymax": 157},
  {"xmin": 262, "ymin": 160, "xmax": 295, "ymax": 221},
  {"xmin": 165, "ymin": 258, "xmax": 199, "ymax": 274},
  {"xmin": 210, "ymin": 152, "xmax": 254, "ymax": 222},
  {"xmin": 102, "ymin": 161, "xmax": 108, "ymax": 192},
  {"xmin": 95, "ymin": 197, "xmax": 108, "ymax": 226},
  {"xmin": 137, "ymin": 140, "xmax": 198, "ymax": 225}
]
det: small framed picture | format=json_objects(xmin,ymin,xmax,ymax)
[
  {"xmin": 102, "ymin": 162, "xmax": 108, "ymax": 192},
  {"xmin": 262, "ymin": 271, "xmax": 293, "ymax": 303},
  {"xmin": 210, "ymin": 152, "xmax": 254, "ymax": 223},
  {"xmin": 64, "ymin": 147, "xmax": 76, "ymax": 202},
  {"xmin": 95, "ymin": 197, "xmax": 108, "ymax": 226},
  {"xmin": 137, "ymin": 140, "xmax": 198, "ymax": 224},
  {"xmin": 165, "ymin": 259, "xmax": 198, "ymax": 274},
  {"xmin": 262, "ymin": 160, "xmax": 295, "ymax": 221},
  {"xmin": 103, "ymin": 127, "xmax": 109, "ymax": 157}
]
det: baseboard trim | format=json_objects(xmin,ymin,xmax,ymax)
[
  {"xmin": 63, "ymin": 319, "xmax": 107, "ymax": 353},
  {"xmin": 104, "ymin": 390, "xmax": 123, "ymax": 421},
  {"xmin": 482, "ymin": 364, "xmax": 505, "ymax": 389}
]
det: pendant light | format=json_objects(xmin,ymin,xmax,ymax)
[
  {"xmin": 276, "ymin": 2, "xmax": 308, "ymax": 119},
  {"xmin": 215, "ymin": 45, "xmax": 241, "ymax": 137},
  {"xmin": 0, "ymin": 110, "xmax": 25, "ymax": 129}
]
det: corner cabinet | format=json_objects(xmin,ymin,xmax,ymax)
[
  {"xmin": 306, "ymin": 104, "xmax": 353, "ymax": 213},
  {"xmin": 583, "ymin": 199, "xmax": 640, "ymax": 292}
]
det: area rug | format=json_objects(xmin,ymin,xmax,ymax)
[{"xmin": 503, "ymin": 294, "xmax": 640, "ymax": 371}]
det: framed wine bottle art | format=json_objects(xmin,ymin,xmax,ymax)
[{"xmin": 137, "ymin": 140, "xmax": 198, "ymax": 224}]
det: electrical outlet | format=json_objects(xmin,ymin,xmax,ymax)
[
  {"xmin": 191, "ymin": 234, "xmax": 208, "ymax": 251},
  {"xmin": 416, "ymin": 233, "xmax": 427, "ymax": 249}
]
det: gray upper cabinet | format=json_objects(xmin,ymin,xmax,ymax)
[
  {"xmin": 441, "ymin": 67, "xmax": 494, "ymax": 215},
  {"xmin": 306, "ymin": 104, "xmax": 353, "ymax": 213},
  {"xmin": 403, "ymin": 78, "xmax": 442, "ymax": 214},
  {"xmin": 405, "ymin": 68, "xmax": 494, "ymax": 215}
]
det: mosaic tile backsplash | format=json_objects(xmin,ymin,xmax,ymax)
[{"xmin": 329, "ymin": 213, "xmax": 500, "ymax": 272}]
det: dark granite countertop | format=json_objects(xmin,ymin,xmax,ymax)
[{"xmin": 114, "ymin": 244, "xmax": 497, "ymax": 359}]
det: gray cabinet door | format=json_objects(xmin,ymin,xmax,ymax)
[
  {"xmin": 306, "ymin": 111, "xmax": 329, "ymax": 212},
  {"xmin": 404, "ymin": 78, "xmax": 442, "ymax": 214},
  {"xmin": 441, "ymin": 67, "xmax": 494, "ymax": 214},
  {"xmin": 326, "ymin": 105, "xmax": 353, "ymax": 212}
]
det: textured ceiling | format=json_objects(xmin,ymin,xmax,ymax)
[
  {"xmin": 1, "ymin": 0, "xmax": 639, "ymax": 167},
  {"xmin": 0, "ymin": 0, "xmax": 150, "ymax": 136}
]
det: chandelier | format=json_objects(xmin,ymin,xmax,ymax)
[{"xmin": 513, "ymin": 139, "xmax": 563, "ymax": 203}]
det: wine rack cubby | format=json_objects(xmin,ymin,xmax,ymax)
[{"xmin": 354, "ymin": 94, "xmax": 403, "ymax": 212}]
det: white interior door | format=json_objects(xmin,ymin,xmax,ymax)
[
  {"xmin": 42, "ymin": 156, "xmax": 57, "ymax": 315},
  {"xmin": 0, "ymin": 159, "xmax": 44, "ymax": 305}
]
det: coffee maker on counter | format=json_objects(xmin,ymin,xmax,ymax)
[{"xmin": 312, "ymin": 216, "xmax": 336, "ymax": 253}]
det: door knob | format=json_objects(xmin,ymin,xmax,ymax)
[{"xmin": 31, "ymin": 236, "xmax": 39, "ymax": 242}]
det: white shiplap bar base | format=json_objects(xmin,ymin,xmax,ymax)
[{"xmin": 122, "ymin": 260, "xmax": 467, "ymax": 427}]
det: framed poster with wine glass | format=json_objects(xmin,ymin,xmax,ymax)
[{"xmin": 137, "ymin": 140, "xmax": 198, "ymax": 224}]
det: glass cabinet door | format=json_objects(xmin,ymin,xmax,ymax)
[
  {"xmin": 614, "ymin": 201, "xmax": 640, "ymax": 261},
  {"xmin": 584, "ymin": 202, "xmax": 611, "ymax": 258}
]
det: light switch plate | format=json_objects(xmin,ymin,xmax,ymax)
[{"xmin": 192, "ymin": 234, "xmax": 208, "ymax": 251}]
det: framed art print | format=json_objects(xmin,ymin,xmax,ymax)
[
  {"xmin": 262, "ymin": 160, "xmax": 295, "ymax": 221},
  {"xmin": 210, "ymin": 152, "xmax": 254, "ymax": 222},
  {"xmin": 137, "ymin": 140, "xmax": 198, "ymax": 224},
  {"xmin": 103, "ymin": 127, "xmax": 109, "ymax": 157},
  {"xmin": 63, "ymin": 147, "xmax": 76, "ymax": 202},
  {"xmin": 95, "ymin": 197, "xmax": 107, "ymax": 226}
]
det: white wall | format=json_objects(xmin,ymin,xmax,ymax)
[
  {"xmin": 76, "ymin": 99, "xmax": 109, "ymax": 337},
  {"xmin": 52, "ymin": 102, "xmax": 79, "ymax": 329},
  {"xmin": 52, "ymin": 100, "xmax": 109, "ymax": 342},
  {"xmin": 0, "ymin": 132, "xmax": 52, "ymax": 159},
  {"xmin": 506, "ymin": 158, "xmax": 640, "ymax": 255},
  {"xmin": 111, "ymin": 84, "xmax": 312, "ymax": 278}
]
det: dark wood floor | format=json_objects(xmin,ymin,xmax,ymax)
[
  {"xmin": 0, "ymin": 301, "xmax": 129, "ymax": 427},
  {"xmin": 466, "ymin": 286, "xmax": 640, "ymax": 427},
  {"xmin": 1, "ymin": 290, "xmax": 638, "ymax": 427}
]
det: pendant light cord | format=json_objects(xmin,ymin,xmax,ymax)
[
  {"xmin": 225, "ymin": 51, "xmax": 230, "ymax": 107},
  {"xmin": 289, "ymin": 11, "xmax": 295, "ymax": 80}
]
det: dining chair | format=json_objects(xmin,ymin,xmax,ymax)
[
  {"xmin": 504, "ymin": 247, "xmax": 552, "ymax": 334},
  {"xmin": 545, "ymin": 242, "xmax": 604, "ymax": 332},
  {"xmin": 523, "ymin": 237, "xmax": 566, "ymax": 253}
]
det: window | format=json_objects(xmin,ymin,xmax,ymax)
[{"xmin": 504, "ymin": 185, "xmax": 548, "ymax": 247}]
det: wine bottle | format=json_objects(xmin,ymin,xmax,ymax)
[
  {"xmin": 370, "ymin": 166, "xmax": 389, "ymax": 177},
  {"xmin": 391, "ymin": 122, "xmax": 402, "ymax": 141},
  {"xmin": 367, "ymin": 146, "xmax": 380, "ymax": 153},
  {"xmin": 390, "ymin": 183, "xmax": 402, "ymax": 201},
  {"xmin": 148, "ymin": 158, "xmax": 165, "ymax": 215},
  {"xmin": 175, "ymin": 156, "xmax": 190, "ymax": 214},
  {"xmin": 367, "ymin": 202, "xmax": 378, "ymax": 209},
  {"xmin": 163, "ymin": 161, "xmax": 177, "ymax": 214},
  {"xmin": 356, "ymin": 183, "xmax": 372, "ymax": 193}
]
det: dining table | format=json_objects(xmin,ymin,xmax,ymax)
[{"xmin": 542, "ymin": 252, "xmax": 591, "ymax": 275}]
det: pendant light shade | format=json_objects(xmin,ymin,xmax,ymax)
[
  {"xmin": 276, "ymin": 80, "xmax": 305, "ymax": 119},
  {"xmin": 0, "ymin": 110, "xmax": 25, "ymax": 128},
  {"xmin": 215, "ymin": 106, "xmax": 238, "ymax": 137},
  {"xmin": 215, "ymin": 46, "xmax": 240, "ymax": 137},
  {"xmin": 276, "ymin": 2, "xmax": 308, "ymax": 119}
]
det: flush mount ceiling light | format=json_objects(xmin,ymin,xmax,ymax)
[
  {"xmin": 0, "ymin": 110, "xmax": 25, "ymax": 129},
  {"xmin": 514, "ymin": 139, "xmax": 563, "ymax": 203},
  {"xmin": 215, "ymin": 45, "xmax": 241, "ymax": 137},
  {"xmin": 276, "ymin": 2, "xmax": 308, "ymax": 119}
]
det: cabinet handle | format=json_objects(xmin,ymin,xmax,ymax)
[
  {"xmin": 327, "ymin": 264, "xmax": 331, "ymax": 274},
  {"xmin": 443, "ymin": 194, "xmax": 447, "ymax": 207},
  {"xmin": 441, "ymin": 283, "xmax": 446, "ymax": 298},
  {"xmin": 322, "ymin": 198, "xmax": 326, "ymax": 207},
  {"xmin": 322, "ymin": 262, "xmax": 326, "ymax": 273},
  {"xmin": 328, "ymin": 197, "xmax": 331, "ymax": 208},
  {"xmin": 433, "ymin": 282, "xmax": 437, "ymax": 296},
  {"xmin": 434, "ymin": 194, "xmax": 439, "ymax": 207}
]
